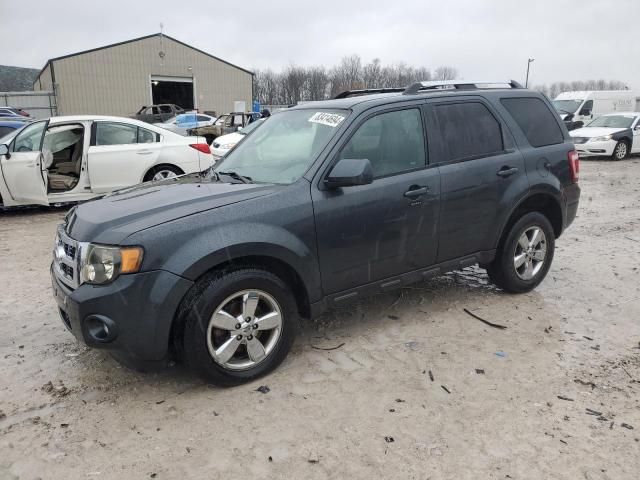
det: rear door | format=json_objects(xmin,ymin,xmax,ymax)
[
  {"xmin": 87, "ymin": 121, "xmax": 162, "ymax": 192},
  {"xmin": 312, "ymin": 105, "xmax": 441, "ymax": 294},
  {"xmin": 426, "ymin": 97, "xmax": 527, "ymax": 262},
  {"xmin": 0, "ymin": 120, "xmax": 49, "ymax": 206}
]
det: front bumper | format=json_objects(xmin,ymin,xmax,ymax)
[
  {"xmin": 51, "ymin": 265, "xmax": 193, "ymax": 367},
  {"xmin": 574, "ymin": 139, "xmax": 616, "ymax": 157}
]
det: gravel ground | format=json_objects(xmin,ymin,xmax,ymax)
[{"xmin": 1, "ymin": 159, "xmax": 639, "ymax": 480}]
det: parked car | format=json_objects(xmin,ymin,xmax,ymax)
[
  {"xmin": 49, "ymin": 80, "xmax": 579, "ymax": 385},
  {"xmin": 0, "ymin": 120, "xmax": 28, "ymax": 141},
  {"xmin": 569, "ymin": 112, "xmax": 640, "ymax": 160},
  {"xmin": 133, "ymin": 104, "xmax": 185, "ymax": 123},
  {"xmin": 0, "ymin": 115, "xmax": 213, "ymax": 207},
  {"xmin": 154, "ymin": 113, "xmax": 216, "ymax": 136},
  {"xmin": 189, "ymin": 111, "xmax": 262, "ymax": 144},
  {"xmin": 553, "ymin": 90, "xmax": 639, "ymax": 131},
  {"xmin": 211, "ymin": 117, "xmax": 265, "ymax": 160},
  {"xmin": 0, "ymin": 107, "xmax": 31, "ymax": 117}
]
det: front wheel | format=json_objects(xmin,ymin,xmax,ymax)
[
  {"xmin": 612, "ymin": 141, "xmax": 629, "ymax": 161},
  {"xmin": 181, "ymin": 268, "xmax": 298, "ymax": 386},
  {"xmin": 486, "ymin": 212, "xmax": 555, "ymax": 293}
]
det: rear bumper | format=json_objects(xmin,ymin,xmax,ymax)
[
  {"xmin": 51, "ymin": 265, "xmax": 193, "ymax": 368},
  {"xmin": 562, "ymin": 183, "xmax": 580, "ymax": 232}
]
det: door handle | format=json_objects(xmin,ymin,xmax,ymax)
[
  {"xmin": 496, "ymin": 166, "xmax": 519, "ymax": 178},
  {"xmin": 404, "ymin": 186, "xmax": 429, "ymax": 198},
  {"xmin": 137, "ymin": 150, "xmax": 153, "ymax": 155}
]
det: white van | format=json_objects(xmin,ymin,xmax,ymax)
[{"xmin": 552, "ymin": 91, "xmax": 640, "ymax": 130}]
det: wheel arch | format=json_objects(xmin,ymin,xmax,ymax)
[
  {"xmin": 496, "ymin": 192, "xmax": 563, "ymax": 250},
  {"xmin": 169, "ymin": 253, "xmax": 312, "ymax": 359},
  {"xmin": 142, "ymin": 163, "xmax": 184, "ymax": 182}
]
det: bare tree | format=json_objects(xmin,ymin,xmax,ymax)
[
  {"xmin": 306, "ymin": 66, "xmax": 328, "ymax": 101},
  {"xmin": 433, "ymin": 66, "xmax": 458, "ymax": 80}
]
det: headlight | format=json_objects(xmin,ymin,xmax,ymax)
[
  {"xmin": 591, "ymin": 135, "xmax": 612, "ymax": 142},
  {"xmin": 80, "ymin": 244, "xmax": 143, "ymax": 285},
  {"xmin": 219, "ymin": 143, "xmax": 236, "ymax": 150}
]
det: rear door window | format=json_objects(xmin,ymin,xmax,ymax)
[
  {"xmin": 501, "ymin": 97, "xmax": 564, "ymax": 147},
  {"xmin": 95, "ymin": 123, "xmax": 138, "ymax": 146},
  {"xmin": 433, "ymin": 102, "xmax": 504, "ymax": 161}
]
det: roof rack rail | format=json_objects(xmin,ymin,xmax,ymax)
[
  {"xmin": 403, "ymin": 80, "xmax": 524, "ymax": 95},
  {"xmin": 333, "ymin": 87, "xmax": 405, "ymax": 99}
]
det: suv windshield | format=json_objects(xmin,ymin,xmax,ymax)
[
  {"xmin": 587, "ymin": 115, "xmax": 637, "ymax": 128},
  {"xmin": 552, "ymin": 99, "xmax": 583, "ymax": 113},
  {"xmin": 215, "ymin": 109, "xmax": 348, "ymax": 184}
]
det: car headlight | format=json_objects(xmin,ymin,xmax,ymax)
[
  {"xmin": 219, "ymin": 143, "xmax": 236, "ymax": 150},
  {"xmin": 80, "ymin": 244, "xmax": 144, "ymax": 285},
  {"xmin": 591, "ymin": 135, "xmax": 612, "ymax": 142}
]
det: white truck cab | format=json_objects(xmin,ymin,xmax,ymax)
[{"xmin": 553, "ymin": 91, "xmax": 640, "ymax": 130}]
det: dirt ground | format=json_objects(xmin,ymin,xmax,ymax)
[{"xmin": 1, "ymin": 159, "xmax": 639, "ymax": 480}]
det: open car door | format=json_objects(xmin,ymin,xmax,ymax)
[{"xmin": 0, "ymin": 120, "xmax": 49, "ymax": 206}]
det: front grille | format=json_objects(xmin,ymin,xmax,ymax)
[
  {"xmin": 572, "ymin": 137, "xmax": 589, "ymax": 144},
  {"xmin": 53, "ymin": 225, "xmax": 81, "ymax": 290}
]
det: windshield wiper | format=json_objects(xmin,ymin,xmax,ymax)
[{"xmin": 217, "ymin": 170, "xmax": 253, "ymax": 184}]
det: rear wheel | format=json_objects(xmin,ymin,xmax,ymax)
[
  {"xmin": 612, "ymin": 140, "xmax": 629, "ymax": 161},
  {"xmin": 486, "ymin": 212, "xmax": 555, "ymax": 293},
  {"xmin": 144, "ymin": 165, "xmax": 183, "ymax": 182},
  {"xmin": 180, "ymin": 268, "xmax": 298, "ymax": 386}
]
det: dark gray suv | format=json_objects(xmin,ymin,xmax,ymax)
[{"xmin": 51, "ymin": 80, "xmax": 580, "ymax": 385}]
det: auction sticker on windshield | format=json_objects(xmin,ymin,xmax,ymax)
[{"xmin": 308, "ymin": 112, "xmax": 345, "ymax": 128}]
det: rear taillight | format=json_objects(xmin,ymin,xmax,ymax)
[
  {"xmin": 568, "ymin": 150, "xmax": 579, "ymax": 183},
  {"xmin": 190, "ymin": 143, "xmax": 211, "ymax": 154}
]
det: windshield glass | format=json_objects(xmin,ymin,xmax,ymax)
[
  {"xmin": 552, "ymin": 99, "xmax": 583, "ymax": 113},
  {"xmin": 240, "ymin": 118, "xmax": 265, "ymax": 135},
  {"xmin": 215, "ymin": 109, "xmax": 348, "ymax": 184},
  {"xmin": 587, "ymin": 115, "xmax": 637, "ymax": 128},
  {"xmin": 174, "ymin": 113, "xmax": 198, "ymax": 126}
]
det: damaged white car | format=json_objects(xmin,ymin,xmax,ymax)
[{"xmin": 0, "ymin": 116, "xmax": 214, "ymax": 207}]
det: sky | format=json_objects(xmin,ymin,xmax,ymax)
[{"xmin": 2, "ymin": 0, "xmax": 639, "ymax": 89}]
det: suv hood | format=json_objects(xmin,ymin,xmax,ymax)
[
  {"xmin": 65, "ymin": 176, "xmax": 278, "ymax": 244},
  {"xmin": 569, "ymin": 126, "xmax": 624, "ymax": 138}
]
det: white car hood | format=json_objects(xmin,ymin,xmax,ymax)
[
  {"xmin": 215, "ymin": 131, "xmax": 243, "ymax": 145},
  {"xmin": 570, "ymin": 126, "xmax": 623, "ymax": 138}
]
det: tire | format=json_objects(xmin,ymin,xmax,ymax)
[
  {"xmin": 143, "ymin": 165, "xmax": 183, "ymax": 182},
  {"xmin": 180, "ymin": 268, "xmax": 298, "ymax": 386},
  {"xmin": 611, "ymin": 140, "xmax": 629, "ymax": 161},
  {"xmin": 486, "ymin": 212, "xmax": 555, "ymax": 293}
]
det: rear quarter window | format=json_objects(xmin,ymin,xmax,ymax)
[{"xmin": 501, "ymin": 97, "xmax": 564, "ymax": 147}]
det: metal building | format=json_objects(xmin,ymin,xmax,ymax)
[{"xmin": 33, "ymin": 33, "xmax": 253, "ymax": 117}]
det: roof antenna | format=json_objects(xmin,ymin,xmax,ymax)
[{"xmin": 158, "ymin": 23, "xmax": 166, "ymax": 66}]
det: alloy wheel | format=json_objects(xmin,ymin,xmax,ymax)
[
  {"xmin": 206, "ymin": 290, "xmax": 283, "ymax": 371},
  {"xmin": 615, "ymin": 142, "xmax": 627, "ymax": 160},
  {"xmin": 152, "ymin": 169, "xmax": 178, "ymax": 181},
  {"xmin": 513, "ymin": 226, "xmax": 547, "ymax": 280}
]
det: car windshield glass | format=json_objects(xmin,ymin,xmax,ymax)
[
  {"xmin": 587, "ymin": 115, "xmax": 636, "ymax": 128},
  {"xmin": 215, "ymin": 109, "xmax": 348, "ymax": 184},
  {"xmin": 552, "ymin": 99, "xmax": 583, "ymax": 113},
  {"xmin": 0, "ymin": 127, "xmax": 21, "ymax": 144},
  {"xmin": 239, "ymin": 118, "xmax": 265, "ymax": 135}
]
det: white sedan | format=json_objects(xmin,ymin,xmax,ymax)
[
  {"xmin": 570, "ymin": 113, "xmax": 640, "ymax": 160},
  {"xmin": 211, "ymin": 118, "xmax": 266, "ymax": 161},
  {"xmin": 154, "ymin": 113, "xmax": 216, "ymax": 136},
  {"xmin": 0, "ymin": 115, "xmax": 214, "ymax": 207}
]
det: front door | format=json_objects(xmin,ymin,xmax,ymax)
[
  {"xmin": 426, "ymin": 99, "xmax": 528, "ymax": 262},
  {"xmin": 312, "ymin": 106, "xmax": 440, "ymax": 295},
  {"xmin": 87, "ymin": 121, "xmax": 162, "ymax": 193},
  {"xmin": 0, "ymin": 120, "xmax": 49, "ymax": 206}
]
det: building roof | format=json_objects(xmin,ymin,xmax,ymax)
[{"xmin": 35, "ymin": 32, "xmax": 253, "ymax": 82}]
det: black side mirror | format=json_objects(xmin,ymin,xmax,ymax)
[
  {"xmin": 0, "ymin": 144, "xmax": 8, "ymax": 157},
  {"xmin": 325, "ymin": 158, "xmax": 373, "ymax": 188},
  {"xmin": 579, "ymin": 109, "xmax": 591, "ymax": 116}
]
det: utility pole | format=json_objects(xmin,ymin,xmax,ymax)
[{"xmin": 525, "ymin": 58, "xmax": 535, "ymax": 88}]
